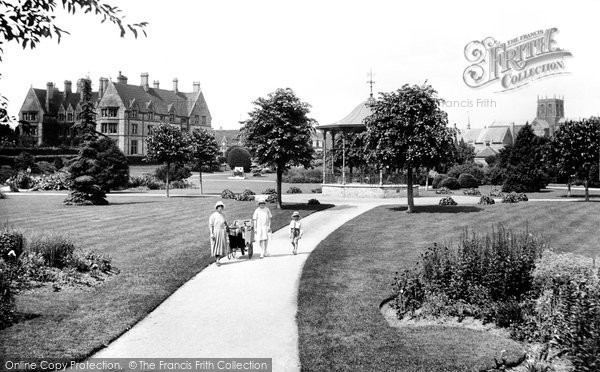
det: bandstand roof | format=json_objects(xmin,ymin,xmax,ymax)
[{"xmin": 317, "ymin": 100, "xmax": 373, "ymax": 131}]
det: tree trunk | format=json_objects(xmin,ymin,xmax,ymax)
[
  {"xmin": 166, "ymin": 162, "xmax": 170, "ymax": 198},
  {"xmin": 584, "ymin": 179, "xmax": 589, "ymax": 202},
  {"xmin": 407, "ymin": 166, "xmax": 414, "ymax": 213},
  {"xmin": 567, "ymin": 177, "xmax": 571, "ymax": 197},
  {"xmin": 199, "ymin": 171, "xmax": 203, "ymax": 195},
  {"xmin": 425, "ymin": 167, "xmax": 429, "ymax": 191},
  {"xmin": 276, "ymin": 166, "xmax": 283, "ymax": 209}
]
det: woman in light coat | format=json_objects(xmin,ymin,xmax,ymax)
[
  {"xmin": 252, "ymin": 199, "xmax": 272, "ymax": 258},
  {"xmin": 209, "ymin": 201, "xmax": 229, "ymax": 266}
]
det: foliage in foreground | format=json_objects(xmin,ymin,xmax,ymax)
[{"xmin": 391, "ymin": 226, "xmax": 600, "ymax": 370}]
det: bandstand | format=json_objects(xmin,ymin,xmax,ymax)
[{"xmin": 317, "ymin": 99, "xmax": 419, "ymax": 198}]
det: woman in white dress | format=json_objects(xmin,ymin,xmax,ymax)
[
  {"xmin": 209, "ymin": 201, "xmax": 229, "ymax": 266},
  {"xmin": 252, "ymin": 199, "xmax": 272, "ymax": 258}
]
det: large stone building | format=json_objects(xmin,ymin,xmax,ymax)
[
  {"xmin": 460, "ymin": 96, "xmax": 565, "ymax": 163},
  {"xmin": 18, "ymin": 72, "xmax": 212, "ymax": 156}
]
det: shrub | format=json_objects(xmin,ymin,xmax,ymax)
[
  {"xmin": 53, "ymin": 157, "xmax": 64, "ymax": 170},
  {"xmin": 35, "ymin": 161, "xmax": 56, "ymax": 175},
  {"xmin": 462, "ymin": 188, "xmax": 481, "ymax": 196},
  {"xmin": 262, "ymin": 188, "xmax": 277, "ymax": 196},
  {"xmin": 7, "ymin": 171, "xmax": 35, "ymax": 189},
  {"xmin": 235, "ymin": 189, "xmax": 256, "ymax": 201},
  {"xmin": 68, "ymin": 250, "xmax": 112, "ymax": 273},
  {"xmin": 435, "ymin": 187, "xmax": 452, "ymax": 195},
  {"xmin": 478, "ymin": 195, "xmax": 495, "ymax": 205},
  {"xmin": 227, "ymin": 147, "xmax": 252, "ymax": 172},
  {"xmin": 0, "ymin": 230, "xmax": 24, "ymax": 260},
  {"xmin": 265, "ymin": 193, "xmax": 277, "ymax": 204},
  {"xmin": 448, "ymin": 163, "xmax": 485, "ymax": 183},
  {"xmin": 31, "ymin": 172, "xmax": 70, "ymax": 191},
  {"xmin": 128, "ymin": 174, "xmax": 163, "ymax": 190},
  {"xmin": 311, "ymin": 188, "xmax": 322, "ymax": 194},
  {"xmin": 439, "ymin": 177, "xmax": 460, "ymax": 190},
  {"xmin": 27, "ymin": 233, "xmax": 76, "ymax": 268},
  {"xmin": 170, "ymin": 180, "xmax": 191, "ymax": 189},
  {"xmin": 391, "ymin": 226, "xmax": 547, "ymax": 324},
  {"xmin": 221, "ymin": 189, "xmax": 236, "ymax": 199},
  {"xmin": 217, "ymin": 156, "xmax": 227, "ymax": 164},
  {"xmin": 287, "ymin": 186, "xmax": 302, "ymax": 194},
  {"xmin": 282, "ymin": 167, "xmax": 323, "ymax": 183},
  {"xmin": 458, "ymin": 173, "xmax": 479, "ymax": 188},
  {"xmin": 438, "ymin": 196, "xmax": 457, "ymax": 206},
  {"xmin": 432, "ymin": 174, "xmax": 447, "ymax": 189},
  {"xmin": 92, "ymin": 137, "xmax": 130, "ymax": 192},
  {"xmin": 0, "ymin": 165, "xmax": 15, "ymax": 184},
  {"xmin": 155, "ymin": 164, "xmax": 191, "ymax": 183},
  {"xmin": 14, "ymin": 151, "xmax": 37, "ymax": 172},
  {"xmin": 490, "ymin": 187, "xmax": 504, "ymax": 197},
  {"xmin": 0, "ymin": 260, "xmax": 16, "ymax": 330},
  {"xmin": 308, "ymin": 198, "xmax": 320, "ymax": 205},
  {"xmin": 483, "ymin": 165, "xmax": 505, "ymax": 186},
  {"xmin": 502, "ymin": 192, "xmax": 526, "ymax": 203}
]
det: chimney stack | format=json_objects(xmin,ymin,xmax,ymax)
[
  {"xmin": 99, "ymin": 78, "xmax": 105, "ymax": 98},
  {"xmin": 117, "ymin": 71, "xmax": 128, "ymax": 84},
  {"xmin": 76, "ymin": 78, "xmax": 84, "ymax": 93},
  {"xmin": 141, "ymin": 72, "xmax": 149, "ymax": 91},
  {"xmin": 193, "ymin": 81, "xmax": 201, "ymax": 93},
  {"xmin": 173, "ymin": 78, "xmax": 178, "ymax": 93},
  {"xmin": 46, "ymin": 82, "xmax": 54, "ymax": 111},
  {"xmin": 64, "ymin": 80, "xmax": 72, "ymax": 94},
  {"xmin": 153, "ymin": 80, "xmax": 160, "ymax": 89}
]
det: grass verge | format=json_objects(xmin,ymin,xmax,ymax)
[
  {"xmin": 0, "ymin": 194, "xmax": 331, "ymax": 359},
  {"xmin": 297, "ymin": 202, "xmax": 599, "ymax": 371}
]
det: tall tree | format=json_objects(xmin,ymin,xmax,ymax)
[
  {"xmin": 364, "ymin": 83, "xmax": 455, "ymax": 213},
  {"xmin": 189, "ymin": 128, "xmax": 219, "ymax": 194},
  {"xmin": 240, "ymin": 88, "xmax": 315, "ymax": 208},
  {"xmin": 550, "ymin": 118, "xmax": 600, "ymax": 201},
  {"xmin": 145, "ymin": 123, "xmax": 191, "ymax": 198},
  {"xmin": 498, "ymin": 124, "xmax": 549, "ymax": 193},
  {"xmin": 454, "ymin": 138, "xmax": 476, "ymax": 164}
]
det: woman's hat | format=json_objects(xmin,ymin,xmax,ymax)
[
  {"xmin": 257, "ymin": 198, "xmax": 266, "ymax": 205},
  {"xmin": 292, "ymin": 211, "xmax": 300, "ymax": 217},
  {"xmin": 215, "ymin": 201, "xmax": 225, "ymax": 209}
]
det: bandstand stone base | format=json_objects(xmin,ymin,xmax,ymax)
[{"xmin": 322, "ymin": 183, "xmax": 419, "ymax": 198}]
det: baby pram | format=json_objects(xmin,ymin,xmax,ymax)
[{"xmin": 228, "ymin": 220, "xmax": 254, "ymax": 259}]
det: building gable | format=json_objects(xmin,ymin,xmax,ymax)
[{"xmin": 20, "ymin": 87, "xmax": 44, "ymax": 114}]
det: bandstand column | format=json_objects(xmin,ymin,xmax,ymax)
[
  {"xmin": 330, "ymin": 130, "xmax": 336, "ymax": 177},
  {"xmin": 342, "ymin": 133, "xmax": 346, "ymax": 185},
  {"xmin": 322, "ymin": 129, "xmax": 327, "ymax": 184}
]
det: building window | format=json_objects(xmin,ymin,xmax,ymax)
[
  {"xmin": 130, "ymin": 110, "xmax": 138, "ymax": 119},
  {"xmin": 169, "ymin": 114, "xmax": 175, "ymax": 122},
  {"xmin": 130, "ymin": 140, "xmax": 138, "ymax": 155},
  {"xmin": 194, "ymin": 115, "xmax": 199, "ymax": 124},
  {"xmin": 67, "ymin": 113, "xmax": 73, "ymax": 121},
  {"xmin": 202, "ymin": 116, "xmax": 207, "ymax": 126},
  {"xmin": 101, "ymin": 108, "xmax": 108, "ymax": 117},
  {"xmin": 147, "ymin": 125, "xmax": 153, "ymax": 134},
  {"xmin": 30, "ymin": 126, "xmax": 38, "ymax": 136},
  {"xmin": 131, "ymin": 123, "xmax": 138, "ymax": 134},
  {"xmin": 23, "ymin": 112, "xmax": 38, "ymax": 121},
  {"xmin": 181, "ymin": 118, "xmax": 187, "ymax": 125},
  {"xmin": 101, "ymin": 123, "xmax": 108, "ymax": 133},
  {"xmin": 108, "ymin": 108, "xmax": 118, "ymax": 117},
  {"xmin": 148, "ymin": 112, "xmax": 154, "ymax": 121},
  {"xmin": 58, "ymin": 113, "xmax": 65, "ymax": 122},
  {"xmin": 109, "ymin": 123, "xmax": 117, "ymax": 134}
]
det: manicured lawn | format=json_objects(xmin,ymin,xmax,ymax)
[
  {"xmin": 297, "ymin": 202, "xmax": 600, "ymax": 371},
  {"xmin": 0, "ymin": 194, "xmax": 331, "ymax": 360}
]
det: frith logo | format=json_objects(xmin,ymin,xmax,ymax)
[{"xmin": 463, "ymin": 28, "xmax": 572, "ymax": 92}]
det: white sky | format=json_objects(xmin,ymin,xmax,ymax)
[{"xmin": 1, "ymin": 0, "xmax": 599, "ymax": 130}]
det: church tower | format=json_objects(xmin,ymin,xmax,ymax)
[{"xmin": 536, "ymin": 96, "xmax": 564, "ymax": 136}]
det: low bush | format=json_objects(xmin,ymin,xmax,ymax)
[
  {"xmin": 308, "ymin": 198, "xmax": 320, "ymax": 205},
  {"xmin": 35, "ymin": 161, "xmax": 57, "ymax": 175},
  {"xmin": 287, "ymin": 186, "xmax": 302, "ymax": 194},
  {"xmin": 435, "ymin": 187, "xmax": 453, "ymax": 195},
  {"xmin": 0, "ymin": 230, "xmax": 24, "ymax": 260},
  {"xmin": 170, "ymin": 180, "xmax": 191, "ymax": 189},
  {"xmin": 262, "ymin": 188, "xmax": 277, "ymax": 195},
  {"xmin": 458, "ymin": 173, "xmax": 479, "ymax": 189},
  {"xmin": 31, "ymin": 172, "xmax": 70, "ymax": 191},
  {"xmin": 502, "ymin": 192, "xmax": 527, "ymax": 204},
  {"xmin": 490, "ymin": 187, "xmax": 504, "ymax": 197},
  {"xmin": 0, "ymin": 260, "xmax": 16, "ymax": 330},
  {"xmin": 27, "ymin": 233, "xmax": 76, "ymax": 269},
  {"xmin": 462, "ymin": 188, "xmax": 481, "ymax": 196},
  {"xmin": 128, "ymin": 174, "xmax": 163, "ymax": 190},
  {"xmin": 155, "ymin": 164, "xmax": 191, "ymax": 183},
  {"xmin": 221, "ymin": 189, "xmax": 236, "ymax": 199},
  {"xmin": 265, "ymin": 193, "xmax": 277, "ymax": 204},
  {"xmin": 432, "ymin": 174, "xmax": 447, "ymax": 189},
  {"xmin": 0, "ymin": 165, "xmax": 15, "ymax": 184},
  {"xmin": 478, "ymin": 195, "xmax": 495, "ymax": 205},
  {"xmin": 282, "ymin": 167, "xmax": 323, "ymax": 183},
  {"xmin": 447, "ymin": 163, "xmax": 485, "ymax": 183},
  {"xmin": 235, "ymin": 189, "xmax": 256, "ymax": 202},
  {"xmin": 7, "ymin": 171, "xmax": 35, "ymax": 189},
  {"xmin": 438, "ymin": 177, "xmax": 460, "ymax": 190},
  {"xmin": 438, "ymin": 196, "xmax": 457, "ymax": 206}
]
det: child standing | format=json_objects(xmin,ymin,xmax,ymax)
[{"xmin": 289, "ymin": 211, "xmax": 304, "ymax": 255}]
